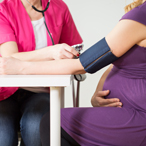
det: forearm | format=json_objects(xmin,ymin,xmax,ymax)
[
  {"xmin": 0, "ymin": 41, "xmax": 54, "ymax": 61},
  {"xmin": 19, "ymin": 58, "xmax": 85, "ymax": 75},
  {"xmin": 1, "ymin": 42, "xmax": 79, "ymax": 61},
  {"xmin": 11, "ymin": 47, "xmax": 53, "ymax": 61}
]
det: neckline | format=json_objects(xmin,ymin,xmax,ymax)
[{"xmin": 31, "ymin": 17, "xmax": 44, "ymax": 23}]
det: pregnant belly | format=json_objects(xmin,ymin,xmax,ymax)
[{"xmin": 103, "ymin": 70, "xmax": 146, "ymax": 111}]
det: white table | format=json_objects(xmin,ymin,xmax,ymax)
[{"xmin": 0, "ymin": 75, "xmax": 73, "ymax": 146}]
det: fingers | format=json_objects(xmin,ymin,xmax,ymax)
[
  {"xmin": 61, "ymin": 44, "xmax": 79, "ymax": 58},
  {"xmin": 97, "ymin": 96, "xmax": 119, "ymax": 105},
  {"xmin": 96, "ymin": 96, "xmax": 122, "ymax": 107},
  {"xmin": 93, "ymin": 90, "xmax": 123, "ymax": 108},
  {"xmin": 102, "ymin": 101, "xmax": 122, "ymax": 107},
  {"xmin": 61, "ymin": 49, "xmax": 75, "ymax": 59},
  {"xmin": 97, "ymin": 90, "xmax": 110, "ymax": 97},
  {"xmin": 53, "ymin": 43, "xmax": 80, "ymax": 60}
]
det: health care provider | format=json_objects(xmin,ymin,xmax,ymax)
[
  {"xmin": 0, "ymin": 0, "xmax": 82, "ymax": 145},
  {"xmin": 1, "ymin": 0, "xmax": 146, "ymax": 145}
]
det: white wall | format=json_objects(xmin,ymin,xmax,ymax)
[{"xmin": 0, "ymin": 0, "xmax": 133, "ymax": 107}]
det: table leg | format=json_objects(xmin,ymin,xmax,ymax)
[
  {"xmin": 60, "ymin": 87, "xmax": 64, "ymax": 108},
  {"xmin": 50, "ymin": 87, "xmax": 63, "ymax": 146}
]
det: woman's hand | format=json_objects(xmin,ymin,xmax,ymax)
[
  {"xmin": 0, "ymin": 42, "xmax": 80, "ymax": 62},
  {"xmin": 91, "ymin": 90, "xmax": 122, "ymax": 107},
  {"xmin": 50, "ymin": 43, "xmax": 79, "ymax": 60}
]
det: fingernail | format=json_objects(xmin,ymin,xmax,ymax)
[{"xmin": 77, "ymin": 54, "xmax": 80, "ymax": 57}]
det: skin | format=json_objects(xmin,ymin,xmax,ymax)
[
  {"xmin": 91, "ymin": 65, "xmax": 122, "ymax": 108},
  {"xmin": 1, "ymin": 18, "xmax": 146, "ymax": 73},
  {"xmin": 0, "ymin": 0, "xmax": 79, "ymax": 61},
  {"xmin": 1, "ymin": 1, "xmax": 146, "ymax": 107}
]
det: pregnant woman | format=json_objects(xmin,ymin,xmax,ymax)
[{"xmin": 0, "ymin": 0, "xmax": 146, "ymax": 145}]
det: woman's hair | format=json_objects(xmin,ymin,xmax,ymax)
[{"xmin": 125, "ymin": 0, "xmax": 146, "ymax": 13}]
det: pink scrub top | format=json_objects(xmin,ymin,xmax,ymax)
[{"xmin": 0, "ymin": 0, "xmax": 83, "ymax": 101}]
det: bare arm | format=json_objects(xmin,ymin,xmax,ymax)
[
  {"xmin": 0, "ymin": 57, "xmax": 86, "ymax": 75},
  {"xmin": 1, "ymin": 19, "xmax": 146, "ymax": 75},
  {"xmin": 106, "ymin": 20, "xmax": 146, "ymax": 57},
  {"xmin": 91, "ymin": 65, "xmax": 122, "ymax": 107},
  {"xmin": 89, "ymin": 19, "xmax": 146, "ymax": 108},
  {"xmin": 23, "ymin": 59, "xmax": 86, "ymax": 75},
  {"xmin": 0, "ymin": 41, "xmax": 52, "ymax": 61},
  {"xmin": 0, "ymin": 42, "xmax": 79, "ymax": 61}
]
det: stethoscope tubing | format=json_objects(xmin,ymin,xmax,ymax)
[
  {"xmin": 32, "ymin": 2, "xmax": 49, "ymax": 13},
  {"xmin": 25, "ymin": 0, "xmax": 54, "ymax": 45},
  {"xmin": 25, "ymin": 0, "xmax": 50, "ymax": 13},
  {"xmin": 42, "ymin": 12, "xmax": 55, "ymax": 45}
]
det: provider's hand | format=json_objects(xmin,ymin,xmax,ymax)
[
  {"xmin": 0, "ymin": 57, "xmax": 22, "ymax": 75},
  {"xmin": 91, "ymin": 90, "xmax": 122, "ymax": 107},
  {"xmin": 51, "ymin": 43, "xmax": 79, "ymax": 60}
]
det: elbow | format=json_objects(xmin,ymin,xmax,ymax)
[
  {"xmin": 74, "ymin": 70, "xmax": 86, "ymax": 75},
  {"xmin": 68, "ymin": 58, "xmax": 86, "ymax": 75},
  {"xmin": 67, "ymin": 68, "xmax": 86, "ymax": 75}
]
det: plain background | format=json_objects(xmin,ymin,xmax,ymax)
[{"xmin": 0, "ymin": 0, "xmax": 133, "ymax": 107}]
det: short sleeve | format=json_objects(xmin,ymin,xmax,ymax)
[
  {"xmin": 59, "ymin": 4, "xmax": 83, "ymax": 46},
  {"xmin": 120, "ymin": 5, "xmax": 146, "ymax": 26},
  {"xmin": 0, "ymin": 10, "xmax": 16, "ymax": 44}
]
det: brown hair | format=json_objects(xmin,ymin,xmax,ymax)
[{"xmin": 125, "ymin": 0, "xmax": 145, "ymax": 13}]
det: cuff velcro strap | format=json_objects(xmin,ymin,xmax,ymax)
[{"xmin": 79, "ymin": 37, "xmax": 119, "ymax": 74}]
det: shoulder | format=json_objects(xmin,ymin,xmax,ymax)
[
  {"xmin": 121, "ymin": 2, "xmax": 146, "ymax": 26},
  {"xmin": 0, "ymin": 0, "xmax": 16, "ymax": 10},
  {"xmin": 0, "ymin": 0, "xmax": 18, "ymax": 18},
  {"xmin": 49, "ymin": 0, "xmax": 71, "ymax": 23},
  {"xmin": 50, "ymin": 0, "xmax": 68, "ymax": 11},
  {"xmin": 139, "ymin": 1, "xmax": 146, "ymax": 13}
]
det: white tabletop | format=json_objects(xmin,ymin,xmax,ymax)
[{"xmin": 0, "ymin": 75, "xmax": 73, "ymax": 87}]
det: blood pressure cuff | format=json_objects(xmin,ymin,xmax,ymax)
[{"xmin": 79, "ymin": 37, "xmax": 119, "ymax": 74}]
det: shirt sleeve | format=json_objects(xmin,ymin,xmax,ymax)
[
  {"xmin": 0, "ymin": 10, "xmax": 16, "ymax": 44},
  {"xmin": 59, "ymin": 4, "xmax": 83, "ymax": 46},
  {"xmin": 120, "ymin": 6, "xmax": 146, "ymax": 26}
]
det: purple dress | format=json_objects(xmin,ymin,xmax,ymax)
[{"xmin": 61, "ymin": 2, "xmax": 146, "ymax": 146}]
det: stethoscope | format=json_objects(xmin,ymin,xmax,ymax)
[
  {"xmin": 25, "ymin": 0, "xmax": 84, "ymax": 53},
  {"xmin": 25, "ymin": 0, "xmax": 55, "ymax": 45},
  {"xmin": 25, "ymin": 0, "xmax": 85, "ymax": 107}
]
